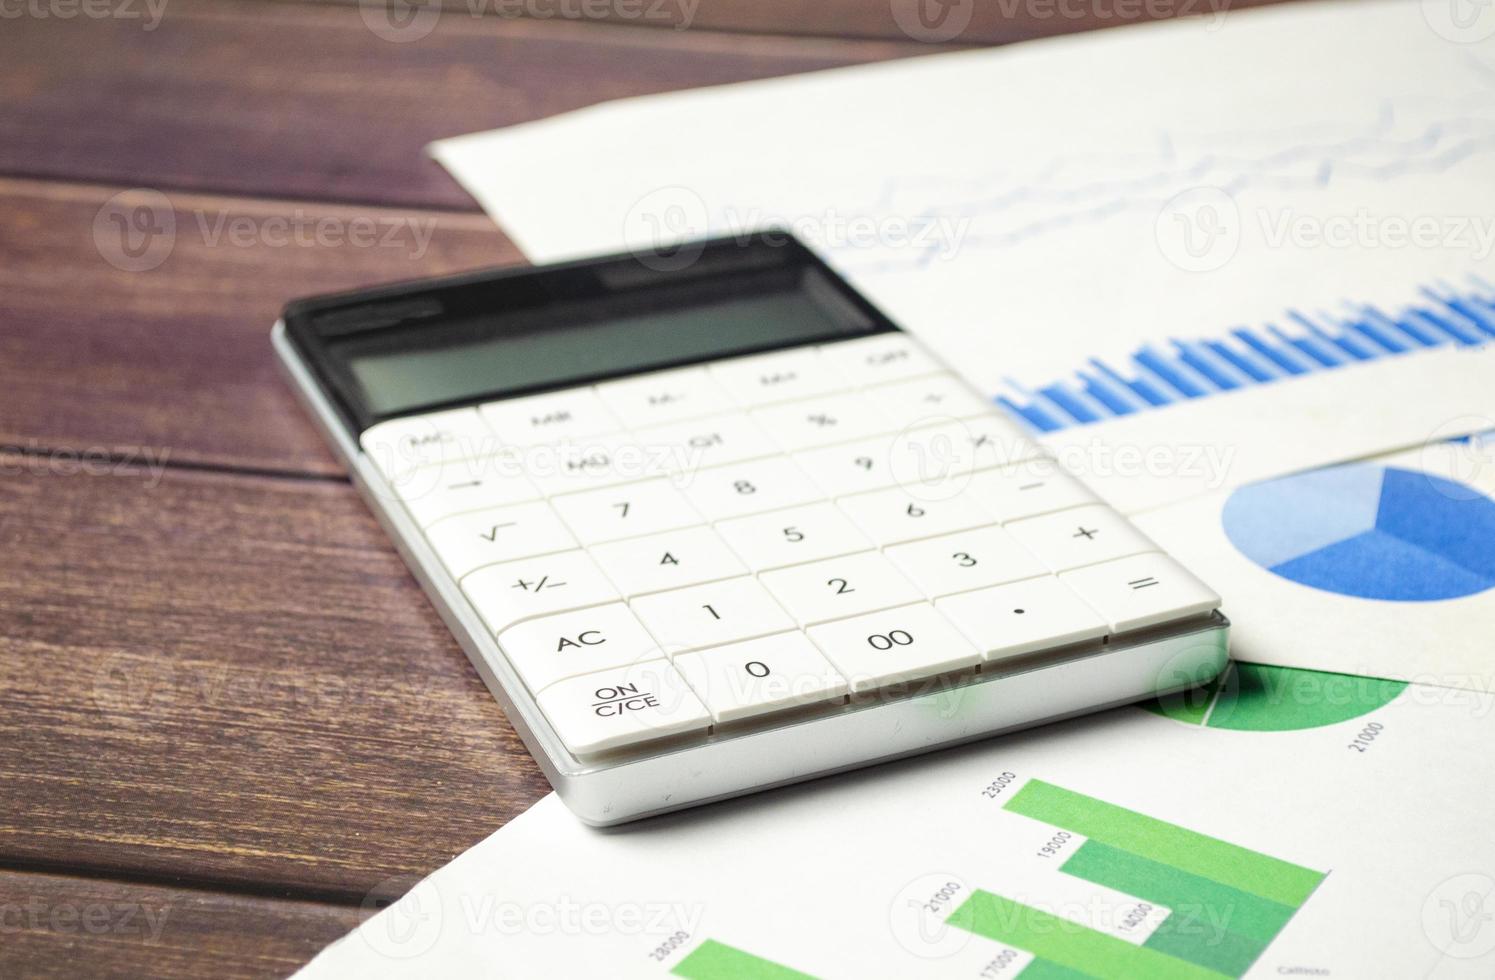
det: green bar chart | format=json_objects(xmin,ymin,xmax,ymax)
[
  {"xmin": 950, "ymin": 779, "xmax": 1324, "ymax": 979},
  {"xmin": 672, "ymin": 939, "xmax": 816, "ymax": 980}
]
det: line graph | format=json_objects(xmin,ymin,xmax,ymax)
[{"xmin": 779, "ymin": 54, "xmax": 1495, "ymax": 270}]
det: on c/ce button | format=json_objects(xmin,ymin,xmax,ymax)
[{"xmin": 535, "ymin": 660, "xmax": 710, "ymax": 758}]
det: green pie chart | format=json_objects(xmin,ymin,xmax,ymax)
[{"xmin": 1145, "ymin": 662, "xmax": 1408, "ymax": 732}]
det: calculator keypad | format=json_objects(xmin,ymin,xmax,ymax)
[{"xmin": 363, "ymin": 333, "xmax": 1220, "ymax": 759}]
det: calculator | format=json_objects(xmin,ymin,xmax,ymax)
[{"xmin": 274, "ymin": 234, "xmax": 1228, "ymax": 825}]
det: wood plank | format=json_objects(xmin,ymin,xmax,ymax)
[
  {"xmin": 0, "ymin": 870, "xmax": 360, "ymax": 980},
  {"xmin": 0, "ymin": 178, "xmax": 518, "ymax": 476},
  {"xmin": 326, "ymin": 0, "xmax": 1297, "ymax": 45},
  {"xmin": 0, "ymin": 0, "xmax": 941, "ymax": 210},
  {"xmin": 0, "ymin": 452, "xmax": 550, "ymax": 896}
]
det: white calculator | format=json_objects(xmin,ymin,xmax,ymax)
[{"xmin": 274, "ymin": 235, "xmax": 1227, "ymax": 825}]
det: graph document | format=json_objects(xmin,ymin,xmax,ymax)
[
  {"xmin": 433, "ymin": 0, "xmax": 1495, "ymax": 689},
  {"xmin": 297, "ymin": 678, "xmax": 1495, "ymax": 978}
]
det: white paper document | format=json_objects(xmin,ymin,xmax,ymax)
[
  {"xmin": 432, "ymin": 0, "xmax": 1495, "ymax": 505},
  {"xmin": 297, "ymin": 677, "xmax": 1495, "ymax": 978},
  {"xmin": 433, "ymin": 0, "xmax": 1495, "ymax": 689}
]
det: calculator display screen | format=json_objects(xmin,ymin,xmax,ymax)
[
  {"xmin": 285, "ymin": 235, "xmax": 895, "ymax": 434},
  {"xmin": 345, "ymin": 287, "xmax": 850, "ymax": 417}
]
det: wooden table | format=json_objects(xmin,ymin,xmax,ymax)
[{"xmin": 0, "ymin": 0, "xmax": 1287, "ymax": 974}]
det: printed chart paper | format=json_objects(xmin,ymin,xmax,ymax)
[
  {"xmin": 431, "ymin": 0, "xmax": 1495, "ymax": 687},
  {"xmin": 296, "ymin": 678, "xmax": 1495, "ymax": 978},
  {"xmin": 1135, "ymin": 432, "xmax": 1495, "ymax": 691},
  {"xmin": 432, "ymin": 0, "xmax": 1495, "ymax": 501}
]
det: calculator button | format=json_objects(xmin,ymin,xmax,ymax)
[
  {"xmin": 678, "ymin": 456, "xmax": 820, "ymax": 521},
  {"xmin": 535, "ymin": 660, "xmax": 711, "ymax": 758},
  {"xmin": 708, "ymin": 348, "xmax": 848, "ymax": 407},
  {"xmin": 390, "ymin": 455, "xmax": 538, "ymax": 527},
  {"xmin": 884, "ymin": 527, "xmax": 1047, "ymax": 598},
  {"xmin": 462, "ymin": 550, "xmax": 621, "ymax": 633},
  {"xmin": 479, "ymin": 388, "xmax": 621, "ymax": 446},
  {"xmin": 630, "ymin": 578, "xmax": 796, "ymax": 654},
  {"xmin": 634, "ymin": 412, "xmax": 779, "ymax": 474},
  {"xmin": 806, "ymin": 604, "xmax": 979, "ymax": 694},
  {"xmin": 868, "ymin": 373, "xmax": 992, "ymax": 429},
  {"xmin": 595, "ymin": 366, "xmax": 731, "ymax": 428},
  {"xmin": 591, "ymin": 527, "xmax": 748, "ymax": 598},
  {"xmin": 360, "ymin": 408, "xmax": 496, "ymax": 481},
  {"xmin": 835, "ymin": 487, "xmax": 992, "ymax": 546},
  {"xmin": 1004, "ymin": 504, "xmax": 1156, "ymax": 572},
  {"xmin": 526, "ymin": 433, "xmax": 668, "ymax": 497},
  {"xmin": 714, "ymin": 503, "xmax": 874, "ymax": 571},
  {"xmin": 549, "ymin": 479, "xmax": 703, "ymax": 546},
  {"xmin": 818, "ymin": 334, "xmax": 941, "ymax": 385},
  {"xmin": 937, "ymin": 577, "xmax": 1108, "ymax": 663},
  {"xmin": 424, "ymin": 501, "xmax": 577, "ymax": 579},
  {"xmin": 759, "ymin": 553, "xmax": 923, "ymax": 626},
  {"xmin": 904, "ymin": 417, "xmax": 1043, "ymax": 476},
  {"xmin": 498, "ymin": 603, "xmax": 665, "ymax": 694},
  {"xmin": 966, "ymin": 460, "xmax": 1098, "ymax": 523},
  {"xmin": 750, "ymin": 393, "xmax": 895, "ymax": 451},
  {"xmin": 674, "ymin": 632, "xmax": 848, "ymax": 723},
  {"xmin": 1059, "ymin": 553, "xmax": 1221, "ymax": 633},
  {"xmin": 793, "ymin": 434, "xmax": 901, "ymax": 498}
]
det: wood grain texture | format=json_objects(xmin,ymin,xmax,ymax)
[
  {"xmin": 0, "ymin": 451, "xmax": 550, "ymax": 897},
  {"xmin": 0, "ymin": 178, "xmax": 518, "ymax": 476},
  {"xmin": 0, "ymin": 870, "xmax": 361, "ymax": 980},
  {"xmin": 299, "ymin": 0, "xmax": 1296, "ymax": 46},
  {"xmin": 0, "ymin": 0, "xmax": 942, "ymax": 210}
]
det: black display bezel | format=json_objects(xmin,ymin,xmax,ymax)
[{"xmin": 281, "ymin": 234, "xmax": 901, "ymax": 438}]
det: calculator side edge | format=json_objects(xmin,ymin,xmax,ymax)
[{"xmin": 271, "ymin": 321, "xmax": 583, "ymax": 791}]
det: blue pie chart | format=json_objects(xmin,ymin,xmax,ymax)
[{"xmin": 1222, "ymin": 463, "xmax": 1495, "ymax": 601}]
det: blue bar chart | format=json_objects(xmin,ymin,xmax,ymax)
[{"xmin": 997, "ymin": 277, "xmax": 1495, "ymax": 432}]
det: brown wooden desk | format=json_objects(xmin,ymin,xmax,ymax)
[{"xmin": 0, "ymin": 1, "xmax": 1287, "ymax": 974}]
